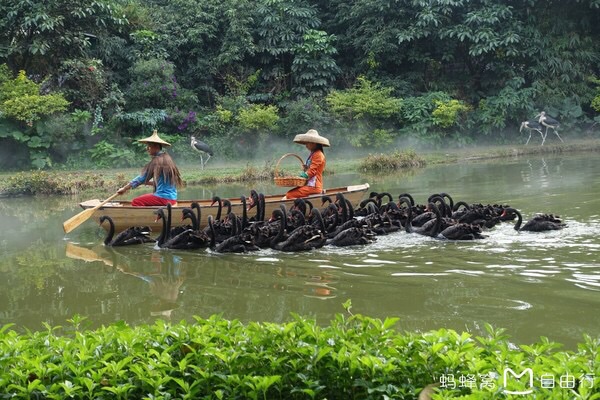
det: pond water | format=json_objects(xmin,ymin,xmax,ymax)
[{"xmin": 1, "ymin": 153, "xmax": 599, "ymax": 349}]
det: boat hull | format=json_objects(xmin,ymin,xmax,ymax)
[{"xmin": 80, "ymin": 183, "xmax": 370, "ymax": 232}]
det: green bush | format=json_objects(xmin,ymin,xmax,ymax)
[
  {"xmin": 1, "ymin": 312, "xmax": 597, "ymax": 399},
  {"xmin": 326, "ymin": 76, "xmax": 401, "ymax": 121},
  {"xmin": 1, "ymin": 171, "xmax": 118, "ymax": 195},
  {"xmin": 236, "ymin": 104, "xmax": 279, "ymax": 132},
  {"xmin": 0, "ymin": 70, "xmax": 69, "ymax": 124},
  {"xmin": 432, "ymin": 99, "xmax": 471, "ymax": 129}
]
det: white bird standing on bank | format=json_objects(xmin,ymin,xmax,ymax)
[
  {"xmin": 190, "ymin": 136, "xmax": 214, "ymax": 169},
  {"xmin": 536, "ymin": 111, "xmax": 564, "ymax": 143},
  {"xmin": 519, "ymin": 120, "xmax": 545, "ymax": 145}
]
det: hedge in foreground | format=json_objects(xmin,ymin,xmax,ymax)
[{"xmin": 0, "ymin": 313, "xmax": 598, "ymax": 399}]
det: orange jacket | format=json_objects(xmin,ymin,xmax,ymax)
[
  {"xmin": 285, "ymin": 150, "xmax": 326, "ymax": 199},
  {"xmin": 305, "ymin": 149, "xmax": 325, "ymax": 191}
]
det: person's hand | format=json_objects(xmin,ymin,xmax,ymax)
[
  {"xmin": 117, "ymin": 185, "xmax": 130, "ymax": 195},
  {"xmin": 302, "ymin": 164, "xmax": 308, "ymax": 171}
]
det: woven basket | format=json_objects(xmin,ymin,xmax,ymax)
[{"xmin": 274, "ymin": 153, "xmax": 307, "ymax": 187}]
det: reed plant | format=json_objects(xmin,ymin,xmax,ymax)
[{"xmin": 359, "ymin": 149, "xmax": 427, "ymax": 172}]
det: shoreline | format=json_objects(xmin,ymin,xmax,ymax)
[{"xmin": 1, "ymin": 139, "xmax": 600, "ymax": 197}]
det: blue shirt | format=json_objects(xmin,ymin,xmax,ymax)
[{"xmin": 130, "ymin": 173, "xmax": 177, "ymax": 200}]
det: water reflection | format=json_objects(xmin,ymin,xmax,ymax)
[
  {"xmin": 66, "ymin": 244, "xmax": 185, "ymax": 320},
  {"xmin": 1, "ymin": 153, "xmax": 600, "ymax": 348}
]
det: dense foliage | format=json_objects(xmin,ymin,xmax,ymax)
[
  {"xmin": 1, "ymin": 0, "xmax": 599, "ymax": 169},
  {"xmin": 0, "ymin": 312, "xmax": 598, "ymax": 399}
]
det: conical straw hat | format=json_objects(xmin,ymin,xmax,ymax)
[
  {"xmin": 293, "ymin": 129, "xmax": 330, "ymax": 147},
  {"xmin": 138, "ymin": 129, "xmax": 171, "ymax": 147}
]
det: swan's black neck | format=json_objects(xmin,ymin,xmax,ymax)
[
  {"xmin": 240, "ymin": 196, "xmax": 248, "ymax": 229},
  {"xmin": 337, "ymin": 194, "xmax": 348, "ymax": 223},
  {"xmin": 191, "ymin": 202, "xmax": 201, "ymax": 230},
  {"xmin": 156, "ymin": 208, "xmax": 170, "ymax": 246},
  {"xmin": 212, "ymin": 197, "xmax": 222, "ymax": 221},
  {"xmin": 270, "ymin": 209, "xmax": 287, "ymax": 247},
  {"xmin": 208, "ymin": 216, "xmax": 216, "ymax": 248},
  {"xmin": 184, "ymin": 209, "xmax": 199, "ymax": 231},
  {"xmin": 258, "ymin": 194, "xmax": 265, "ymax": 222},
  {"xmin": 101, "ymin": 216, "xmax": 115, "ymax": 245}
]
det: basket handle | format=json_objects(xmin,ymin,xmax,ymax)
[{"xmin": 274, "ymin": 153, "xmax": 305, "ymax": 177}]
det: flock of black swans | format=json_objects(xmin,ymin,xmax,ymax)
[{"xmin": 99, "ymin": 190, "xmax": 566, "ymax": 253}]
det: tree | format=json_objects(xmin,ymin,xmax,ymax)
[
  {"xmin": 255, "ymin": 0, "xmax": 321, "ymax": 96},
  {"xmin": 0, "ymin": 0, "xmax": 128, "ymax": 77},
  {"xmin": 292, "ymin": 29, "xmax": 341, "ymax": 96},
  {"xmin": 146, "ymin": 0, "xmax": 256, "ymax": 106}
]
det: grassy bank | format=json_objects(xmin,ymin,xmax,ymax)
[{"xmin": 1, "ymin": 139, "xmax": 599, "ymax": 197}]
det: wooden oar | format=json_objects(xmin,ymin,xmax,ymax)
[{"xmin": 63, "ymin": 192, "xmax": 120, "ymax": 234}]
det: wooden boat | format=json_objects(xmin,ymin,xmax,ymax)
[{"xmin": 80, "ymin": 183, "xmax": 370, "ymax": 233}]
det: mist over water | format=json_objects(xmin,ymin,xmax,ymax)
[{"xmin": 0, "ymin": 152, "xmax": 599, "ymax": 349}]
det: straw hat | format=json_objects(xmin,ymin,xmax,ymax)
[
  {"xmin": 293, "ymin": 129, "xmax": 330, "ymax": 147},
  {"xmin": 138, "ymin": 129, "xmax": 171, "ymax": 147}
]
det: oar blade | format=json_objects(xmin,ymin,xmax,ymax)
[
  {"xmin": 63, "ymin": 192, "xmax": 120, "ymax": 234},
  {"xmin": 63, "ymin": 208, "xmax": 96, "ymax": 234}
]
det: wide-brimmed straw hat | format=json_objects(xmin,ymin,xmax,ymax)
[
  {"xmin": 293, "ymin": 129, "xmax": 330, "ymax": 147},
  {"xmin": 138, "ymin": 129, "xmax": 171, "ymax": 147}
]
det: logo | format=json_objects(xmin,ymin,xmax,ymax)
[{"xmin": 503, "ymin": 368, "xmax": 534, "ymax": 395}]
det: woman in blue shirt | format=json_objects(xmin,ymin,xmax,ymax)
[{"xmin": 117, "ymin": 130, "xmax": 183, "ymax": 206}]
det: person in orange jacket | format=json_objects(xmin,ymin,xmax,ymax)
[{"xmin": 284, "ymin": 129, "xmax": 330, "ymax": 199}]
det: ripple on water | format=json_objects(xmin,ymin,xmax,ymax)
[
  {"xmin": 567, "ymin": 273, "xmax": 600, "ymax": 291},
  {"xmin": 444, "ymin": 269, "xmax": 485, "ymax": 276},
  {"xmin": 391, "ymin": 272, "xmax": 450, "ymax": 277}
]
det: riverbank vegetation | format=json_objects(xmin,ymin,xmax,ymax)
[
  {"xmin": 1, "ymin": 1, "xmax": 600, "ymax": 170},
  {"xmin": 1, "ymin": 311, "xmax": 598, "ymax": 399},
  {"xmin": 2, "ymin": 139, "xmax": 600, "ymax": 196}
]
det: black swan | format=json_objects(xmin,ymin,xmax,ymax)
[
  {"xmin": 99, "ymin": 215, "xmax": 154, "ymax": 246},
  {"xmin": 325, "ymin": 206, "xmax": 359, "ymax": 238},
  {"xmin": 439, "ymin": 222, "xmax": 486, "ymax": 240},
  {"xmin": 397, "ymin": 193, "xmax": 415, "ymax": 207},
  {"xmin": 292, "ymin": 198, "xmax": 310, "ymax": 217},
  {"xmin": 208, "ymin": 215, "xmax": 259, "ymax": 253},
  {"xmin": 402, "ymin": 197, "xmax": 442, "ymax": 237},
  {"xmin": 325, "ymin": 200, "xmax": 377, "ymax": 246},
  {"xmin": 155, "ymin": 203, "xmax": 192, "ymax": 239},
  {"xmin": 248, "ymin": 191, "xmax": 265, "ymax": 223},
  {"xmin": 451, "ymin": 201, "xmax": 471, "ymax": 220},
  {"xmin": 171, "ymin": 208, "xmax": 211, "ymax": 249},
  {"xmin": 154, "ymin": 207, "xmax": 204, "ymax": 249},
  {"xmin": 321, "ymin": 203, "xmax": 341, "ymax": 232},
  {"xmin": 176, "ymin": 202, "xmax": 201, "ymax": 231},
  {"xmin": 272, "ymin": 208, "xmax": 327, "ymax": 252},
  {"xmin": 355, "ymin": 198, "xmax": 378, "ymax": 216},
  {"xmin": 327, "ymin": 225, "xmax": 376, "ymax": 247},
  {"xmin": 204, "ymin": 196, "xmax": 233, "ymax": 242},
  {"xmin": 501, "ymin": 208, "xmax": 566, "ymax": 232},
  {"xmin": 267, "ymin": 208, "xmax": 290, "ymax": 248}
]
